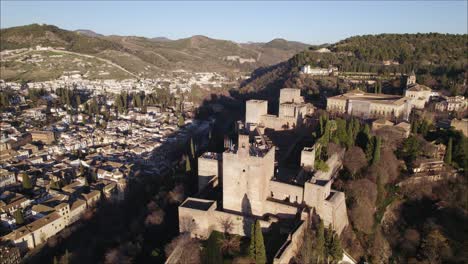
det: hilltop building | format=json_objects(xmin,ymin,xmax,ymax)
[
  {"xmin": 179, "ymin": 100, "xmax": 349, "ymax": 243},
  {"xmin": 246, "ymin": 88, "xmax": 314, "ymax": 131},
  {"xmin": 327, "ymin": 89, "xmax": 412, "ymax": 120},
  {"xmin": 301, "ymin": 65, "xmax": 338, "ymax": 76},
  {"xmin": 404, "ymin": 83, "xmax": 437, "ymax": 109}
]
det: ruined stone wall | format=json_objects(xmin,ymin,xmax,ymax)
[
  {"xmin": 300, "ymin": 147, "xmax": 316, "ymax": 168},
  {"xmin": 260, "ymin": 115, "xmax": 297, "ymax": 130},
  {"xmin": 264, "ymin": 199, "xmax": 299, "ymax": 218},
  {"xmin": 268, "ymin": 180, "xmax": 304, "ymax": 204}
]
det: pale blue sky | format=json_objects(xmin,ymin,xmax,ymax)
[{"xmin": 1, "ymin": 1, "xmax": 467, "ymax": 44}]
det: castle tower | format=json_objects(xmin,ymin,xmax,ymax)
[
  {"xmin": 406, "ymin": 70, "xmax": 416, "ymax": 87},
  {"xmin": 245, "ymin": 100, "xmax": 268, "ymax": 128},
  {"xmin": 222, "ymin": 132, "xmax": 275, "ymax": 216},
  {"xmin": 279, "ymin": 88, "xmax": 303, "ymax": 104}
]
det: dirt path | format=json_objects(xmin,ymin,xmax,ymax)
[{"xmin": 50, "ymin": 49, "xmax": 139, "ymax": 78}]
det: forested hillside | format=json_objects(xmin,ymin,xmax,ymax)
[{"xmin": 241, "ymin": 33, "xmax": 467, "ymax": 98}]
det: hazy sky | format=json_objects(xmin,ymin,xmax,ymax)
[{"xmin": 1, "ymin": 1, "xmax": 467, "ymax": 44}]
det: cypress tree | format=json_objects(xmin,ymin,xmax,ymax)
[
  {"xmin": 75, "ymin": 95, "xmax": 81, "ymax": 110},
  {"xmin": 249, "ymin": 220, "xmax": 266, "ymax": 264},
  {"xmin": 376, "ymin": 173, "xmax": 385, "ymax": 205},
  {"xmin": 372, "ymin": 137, "xmax": 381, "ymax": 165},
  {"xmin": 185, "ymin": 155, "xmax": 191, "ymax": 172},
  {"xmin": 14, "ymin": 209, "xmax": 24, "ymax": 225},
  {"xmin": 204, "ymin": 232, "xmax": 223, "ymax": 264},
  {"xmin": 330, "ymin": 233, "xmax": 343, "ymax": 262},
  {"xmin": 366, "ymin": 136, "xmax": 375, "ymax": 162},
  {"xmin": 190, "ymin": 138, "xmax": 196, "ymax": 158},
  {"xmin": 316, "ymin": 221, "xmax": 326, "ymax": 263},
  {"xmin": 22, "ymin": 173, "xmax": 33, "ymax": 190},
  {"xmin": 444, "ymin": 138, "xmax": 452, "ymax": 164},
  {"xmin": 325, "ymin": 224, "xmax": 333, "ymax": 264},
  {"xmin": 299, "ymin": 228, "xmax": 314, "ymax": 264}
]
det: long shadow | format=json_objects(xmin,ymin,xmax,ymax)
[{"xmin": 23, "ymin": 111, "xmax": 214, "ymax": 263}]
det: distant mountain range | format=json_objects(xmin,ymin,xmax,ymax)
[{"xmin": 0, "ymin": 24, "xmax": 312, "ymax": 77}]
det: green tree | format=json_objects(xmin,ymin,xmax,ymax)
[
  {"xmin": 297, "ymin": 227, "xmax": 314, "ymax": 264},
  {"xmin": 372, "ymin": 137, "xmax": 381, "ymax": 165},
  {"xmin": 316, "ymin": 221, "xmax": 326, "ymax": 263},
  {"xmin": 444, "ymin": 137, "xmax": 452, "ymax": 164},
  {"xmin": 325, "ymin": 226, "xmax": 343, "ymax": 263},
  {"xmin": 204, "ymin": 232, "xmax": 223, "ymax": 264},
  {"xmin": 21, "ymin": 173, "xmax": 33, "ymax": 190},
  {"xmin": 329, "ymin": 233, "xmax": 343, "ymax": 263},
  {"xmin": 185, "ymin": 155, "xmax": 191, "ymax": 172},
  {"xmin": 14, "ymin": 209, "xmax": 24, "ymax": 225},
  {"xmin": 376, "ymin": 174, "xmax": 385, "ymax": 205},
  {"xmin": 365, "ymin": 136, "xmax": 376, "ymax": 162},
  {"xmin": 249, "ymin": 220, "xmax": 266, "ymax": 264},
  {"xmin": 190, "ymin": 138, "xmax": 196, "ymax": 158},
  {"xmin": 398, "ymin": 136, "xmax": 422, "ymax": 164},
  {"xmin": 178, "ymin": 115, "xmax": 185, "ymax": 127}
]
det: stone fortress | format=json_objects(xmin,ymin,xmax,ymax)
[
  {"xmin": 246, "ymin": 88, "xmax": 314, "ymax": 131},
  {"xmin": 178, "ymin": 88, "xmax": 349, "ymax": 263}
]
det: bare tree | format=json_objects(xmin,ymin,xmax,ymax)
[
  {"xmin": 167, "ymin": 185, "xmax": 185, "ymax": 204},
  {"xmin": 346, "ymin": 179, "xmax": 377, "ymax": 234},
  {"xmin": 165, "ymin": 234, "xmax": 201, "ymax": 264},
  {"xmin": 219, "ymin": 235, "xmax": 241, "ymax": 256},
  {"xmin": 180, "ymin": 216, "xmax": 198, "ymax": 233},
  {"xmin": 218, "ymin": 216, "xmax": 234, "ymax": 235},
  {"xmin": 145, "ymin": 208, "xmax": 165, "ymax": 226},
  {"xmin": 349, "ymin": 198, "xmax": 375, "ymax": 234},
  {"xmin": 367, "ymin": 148, "xmax": 400, "ymax": 184},
  {"xmin": 343, "ymin": 146, "xmax": 367, "ymax": 176},
  {"xmin": 104, "ymin": 248, "xmax": 132, "ymax": 264}
]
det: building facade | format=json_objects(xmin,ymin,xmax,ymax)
[{"xmin": 327, "ymin": 89, "xmax": 412, "ymax": 120}]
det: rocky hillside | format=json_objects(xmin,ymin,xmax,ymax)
[{"xmin": 0, "ymin": 24, "xmax": 310, "ymax": 76}]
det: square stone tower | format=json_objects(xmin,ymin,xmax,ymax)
[
  {"xmin": 222, "ymin": 133, "xmax": 275, "ymax": 216},
  {"xmin": 246, "ymin": 100, "xmax": 268, "ymax": 125},
  {"xmin": 279, "ymin": 88, "xmax": 303, "ymax": 104}
]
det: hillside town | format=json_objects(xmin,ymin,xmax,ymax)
[{"xmin": 0, "ymin": 81, "xmax": 214, "ymax": 260}]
